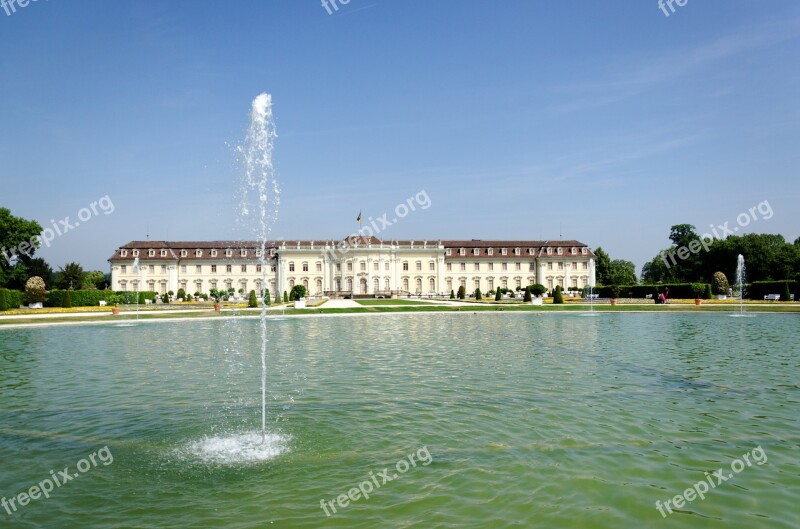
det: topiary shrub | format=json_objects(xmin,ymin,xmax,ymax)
[
  {"xmin": 781, "ymin": 281, "xmax": 792, "ymax": 302},
  {"xmin": 248, "ymin": 290, "xmax": 258, "ymax": 308},
  {"xmin": 177, "ymin": 288, "xmax": 186, "ymax": 300},
  {"xmin": 457, "ymin": 286, "xmax": 466, "ymax": 300},
  {"xmin": 553, "ymin": 285, "xmax": 564, "ymax": 304},
  {"xmin": 161, "ymin": 293, "xmax": 169, "ymax": 303},
  {"xmin": 524, "ymin": 286, "xmax": 532, "ymax": 302},
  {"xmin": 62, "ymin": 290, "xmax": 72, "ymax": 308},
  {"xmin": 495, "ymin": 288, "xmax": 502, "ymax": 301},
  {"xmin": 283, "ymin": 291, "xmax": 289, "ymax": 303},
  {"xmin": 450, "ymin": 289, "xmax": 455, "ymax": 299},
  {"xmin": 25, "ymin": 276, "xmax": 46, "ymax": 305},
  {"xmin": 712, "ymin": 272, "xmax": 730, "ymax": 295},
  {"xmin": 704, "ymin": 284, "xmax": 713, "ymax": 300},
  {"xmin": 475, "ymin": 288, "xmax": 482, "ymax": 300},
  {"xmin": 290, "ymin": 284, "xmax": 307, "ymax": 301},
  {"xmin": 529, "ymin": 284, "xmax": 547, "ymax": 297},
  {"xmin": 0, "ymin": 289, "xmax": 8, "ymax": 312},
  {"xmin": 263, "ymin": 288, "xmax": 271, "ymax": 306}
]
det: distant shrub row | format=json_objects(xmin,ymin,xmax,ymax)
[
  {"xmin": 591, "ymin": 283, "xmax": 712, "ymax": 299},
  {"xmin": 44, "ymin": 290, "xmax": 157, "ymax": 307}
]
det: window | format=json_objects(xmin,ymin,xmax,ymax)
[
  {"xmin": 226, "ymin": 249, "xmax": 232, "ymax": 257},
  {"xmin": 385, "ymin": 262, "xmax": 389, "ymax": 271},
  {"xmin": 473, "ymin": 248, "xmax": 479, "ymax": 255},
  {"xmin": 501, "ymin": 248, "xmax": 508, "ymax": 256},
  {"xmin": 571, "ymin": 247, "xmax": 577, "ymax": 255},
  {"xmin": 459, "ymin": 248, "xmax": 465, "ymax": 256},
  {"xmin": 547, "ymin": 262, "xmax": 553, "ymax": 270},
  {"xmin": 161, "ymin": 265, "xmax": 167, "ymax": 273},
  {"xmin": 180, "ymin": 250, "xmax": 187, "ymax": 257},
  {"xmin": 557, "ymin": 248, "xmax": 563, "ymax": 255},
  {"xmin": 148, "ymin": 265, "xmax": 154, "ymax": 273},
  {"xmin": 474, "ymin": 278, "xmax": 480, "ymax": 289},
  {"xmin": 429, "ymin": 261, "xmax": 435, "ymax": 271},
  {"xmin": 529, "ymin": 263, "xmax": 535, "ymax": 271},
  {"xmin": 474, "ymin": 263, "xmax": 480, "ymax": 271},
  {"xmin": 515, "ymin": 263, "xmax": 521, "ymax": 271},
  {"xmin": 583, "ymin": 262, "xmax": 588, "ymax": 270},
  {"xmin": 242, "ymin": 265, "xmax": 247, "ymax": 272},
  {"xmin": 196, "ymin": 265, "xmax": 202, "ymax": 273},
  {"xmin": 547, "ymin": 247, "xmax": 553, "ymax": 255},
  {"xmin": 514, "ymin": 248, "xmax": 520, "ymax": 255},
  {"xmin": 487, "ymin": 248, "xmax": 493, "ymax": 256},
  {"xmin": 572, "ymin": 262, "xmax": 578, "ymax": 270},
  {"xmin": 529, "ymin": 248, "xmax": 534, "ymax": 255},
  {"xmin": 317, "ymin": 262, "xmax": 323, "ymax": 272},
  {"xmin": 121, "ymin": 250, "xmax": 127, "ymax": 257},
  {"xmin": 226, "ymin": 264, "xmax": 232, "ymax": 273},
  {"xmin": 446, "ymin": 278, "xmax": 452, "ymax": 290},
  {"xmin": 446, "ymin": 263, "xmax": 452, "ymax": 271},
  {"xmin": 211, "ymin": 250, "xmax": 217, "ymax": 257},
  {"xmin": 488, "ymin": 278, "xmax": 494, "ymax": 290},
  {"xmin": 374, "ymin": 262, "xmax": 379, "ymax": 271},
  {"xmin": 336, "ymin": 263, "xmax": 341, "ymax": 272},
  {"xmin": 558, "ymin": 262, "xmax": 564, "ymax": 270},
  {"xmin": 347, "ymin": 262, "xmax": 353, "ymax": 272},
  {"xmin": 460, "ymin": 263, "xmax": 466, "ymax": 271},
  {"xmin": 430, "ymin": 278, "xmax": 435, "ymax": 292},
  {"xmin": 488, "ymin": 263, "xmax": 494, "ymax": 271},
  {"xmin": 416, "ymin": 261, "xmax": 422, "ymax": 271},
  {"xmin": 256, "ymin": 264, "xmax": 262, "ymax": 272},
  {"xmin": 148, "ymin": 250, "xmax": 155, "ymax": 257},
  {"xmin": 196, "ymin": 250, "xmax": 202, "ymax": 257},
  {"xmin": 360, "ymin": 261, "xmax": 366, "ymax": 271},
  {"xmin": 516, "ymin": 279, "xmax": 522, "ymax": 288},
  {"xmin": 582, "ymin": 248, "xmax": 588, "ymax": 255},
  {"xmin": 241, "ymin": 249, "xmax": 247, "ymax": 257},
  {"xmin": 502, "ymin": 263, "xmax": 508, "ymax": 271},
  {"xmin": 121, "ymin": 265, "xmax": 126, "ymax": 273},
  {"xmin": 403, "ymin": 262, "xmax": 409, "ymax": 271},
  {"xmin": 289, "ymin": 262, "xmax": 295, "ymax": 272},
  {"xmin": 211, "ymin": 265, "xmax": 217, "ymax": 273},
  {"xmin": 133, "ymin": 250, "xmax": 139, "ymax": 257},
  {"xmin": 270, "ymin": 265, "xmax": 276, "ymax": 272},
  {"xmin": 446, "ymin": 249, "xmax": 452, "ymax": 256},
  {"xmin": 302, "ymin": 262, "xmax": 309, "ymax": 272}
]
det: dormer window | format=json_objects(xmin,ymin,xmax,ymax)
[
  {"xmin": 133, "ymin": 250, "xmax": 139, "ymax": 257},
  {"xmin": 195, "ymin": 249, "xmax": 202, "ymax": 257},
  {"xmin": 211, "ymin": 250, "xmax": 217, "ymax": 257},
  {"xmin": 582, "ymin": 248, "xmax": 588, "ymax": 255},
  {"xmin": 501, "ymin": 248, "xmax": 508, "ymax": 256},
  {"xmin": 557, "ymin": 248, "xmax": 563, "ymax": 255},
  {"xmin": 269, "ymin": 249, "xmax": 276, "ymax": 257},
  {"xmin": 459, "ymin": 248, "xmax": 465, "ymax": 256},
  {"xmin": 241, "ymin": 249, "xmax": 247, "ymax": 257},
  {"xmin": 487, "ymin": 248, "xmax": 493, "ymax": 256},
  {"xmin": 148, "ymin": 250, "xmax": 155, "ymax": 257},
  {"xmin": 514, "ymin": 248, "xmax": 520, "ymax": 255},
  {"xmin": 547, "ymin": 248, "xmax": 553, "ymax": 255},
  {"xmin": 180, "ymin": 250, "xmax": 187, "ymax": 257},
  {"xmin": 121, "ymin": 250, "xmax": 127, "ymax": 257},
  {"xmin": 571, "ymin": 247, "xmax": 577, "ymax": 255},
  {"xmin": 473, "ymin": 248, "xmax": 480, "ymax": 256},
  {"xmin": 160, "ymin": 250, "xmax": 167, "ymax": 257},
  {"xmin": 446, "ymin": 249, "xmax": 452, "ymax": 256},
  {"xmin": 225, "ymin": 249, "xmax": 232, "ymax": 257},
  {"xmin": 528, "ymin": 248, "xmax": 534, "ymax": 255},
  {"xmin": 255, "ymin": 249, "xmax": 262, "ymax": 257}
]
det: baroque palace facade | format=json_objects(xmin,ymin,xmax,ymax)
[{"xmin": 108, "ymin": 237, "xmax": 596, "ymax": 297}]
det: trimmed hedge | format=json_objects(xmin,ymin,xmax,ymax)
[
  {"xmin": 594, "ymin": 283, "xmax": 711, "ymax": 299},
  {"xmin": 0, "ymin": 288, "xmax": 24, "ymax": 311},
  {"xmin": 45, "ymin": 290, "xmax": 157, "ymax": 307},
  {"xmin": 749, "ymin": 281, "xmax": 798, "ymax": 301}
]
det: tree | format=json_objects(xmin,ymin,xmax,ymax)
[
  {"xmin": 82, "ymin": 271, "xmax": 106, "ymax": 290},
  {"xmin": 54, "ymin": 262, "xmax": 85, "ymax": 290},
  {"xmin": 553, "ymin": 285, "xmax": 564, "ymax": 304},
  {"xmin": 248, "ymin": 290, "xmax": 258, "ymax": 308},
  {"xmin": 290, "ymin": 284, "xmax": 306, "ymax": 301},
  {"xmin": 177, "ymin": 288, "xmax": 186, "ymax": 300},
  {"xmin": 475, "ymin": 288, "xmax": 482, "ymax": 300},
  {"xmin": 61, "ymin": 290, "xmax": 72, "ymax": 308},
  {"xmin": 0, "ymin": 208, "xmax": 43, "ymax": 288},
  {"xmin": 450, "ymin": 289, "xmax": 455, "ymax": 300},
  {"xmin": 593, "ymin": 247, "xmax": 612, "ymax": 285},
  {"xmin": 26, "ymin": 258, "xmax": 54, "ymax": 289},
  {"xmin": 457, "ymin": 285, "xmax": 466, "ymax": 300},
  {"xmin": 263, "ymin": 288, "xmax": 271, "ymax": 306},
  {"xmin": 641, "ymin": 252, "xmax": 678, "ymax": 284},
  {"xmin": 523, "ymin": 286, "xmax": 532, "ymax": 302},
  {"xmin": 25, "ymin": 276, "xmax": 46, "ymax": 304},
  {"xmin": 283, "ymin": 291, "xmax": 289, "ymax": 303},
  {"xmin": 607, "ymin": 260, "xmax": 637, "ymax": 285},
  {"xmin": 495, "ymin": 288, "xmax": 502, "ymax": 301}
]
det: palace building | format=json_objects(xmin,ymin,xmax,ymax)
[{"xmin": 108, "ymin": 237, "xmax": 596, "ymax": 297}]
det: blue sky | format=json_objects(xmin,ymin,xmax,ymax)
[{"xmin": 1, "ymin": 0, "xmax": 798, "ymax": 272}]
